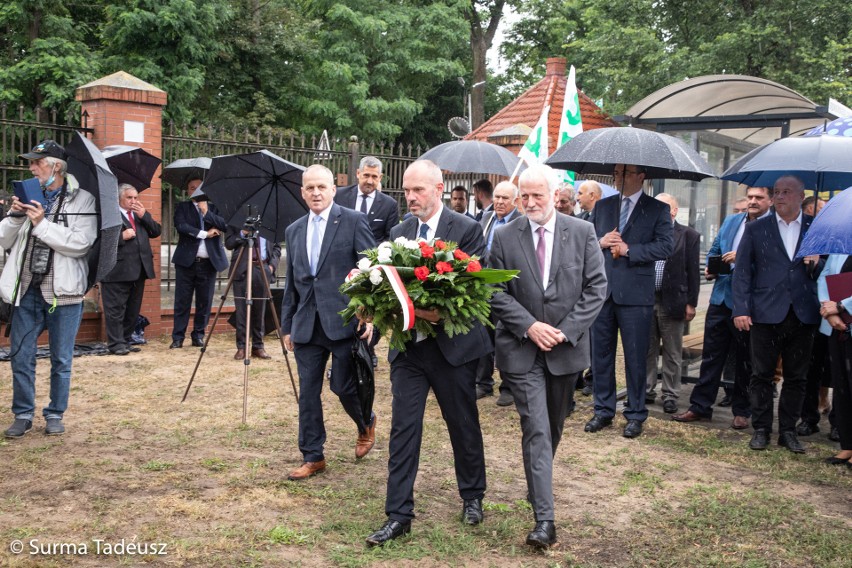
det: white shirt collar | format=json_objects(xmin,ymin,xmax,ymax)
[
  {"xmin": 776, "ymin": 210, "xmax": 802, "ymax": 227},
  {"xmin": 310, "ymin": 203, "xmax": 334, "ymax": 223},
  {"xmin": 529, "ymin": 210, "xmax": 557, "ymax": 234},
  {"xmin": 420, "ymin": 204, "xmax": 444, "ymax": 236}
]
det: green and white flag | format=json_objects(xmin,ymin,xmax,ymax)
[
  {"xmin": 518, "ymin": 105, "xmax": 550, "ymax": 166},
  {"xmin": 557, "ymin": 65, "xmax": 583, "ymax": 183}
]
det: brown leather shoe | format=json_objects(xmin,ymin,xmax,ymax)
[
  {"xmin": 251, "ymin": 348, "xmax": 272, "ymax": 359},
  {"xmin": 355, "ymin": 415, "xmax": 377, "ymax": 459},
  {"xmin": 731, "ymin": 415, "xmax": 750, "ymax": 430},
  {"xmin": 287, "ymin": 460, "xmax": 326, "ymax": 481},
  {"xmin": 234, "ymin": 348, "xmax": 246, "ymax": 360},
  {"xmin": 672, "ymin": 410, "xmax": 708, "ymax": 423}
]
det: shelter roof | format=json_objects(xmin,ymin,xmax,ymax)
[{"xmin": 622, "ymin": 75, "xmax": 839, "ymax": 146}]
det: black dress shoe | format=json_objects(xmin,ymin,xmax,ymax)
[
  {"xmin": 526, "ymin": 520, "xmax": 556, "ymax": 549},
  {"xmin": 462, "ymin": 498, "xmax": 483, "ymax": 525},
  {"xmin": 476, "ymin": 386, "xmax": 493, "ymax": 399},
  {"xmin": 191, "ymin": 338, "xmax": 204, "ymax": 347},
  {"xmin": 584, "ymin": 415, "xmax": 613, "ymax": 433},
  {"xmin": 128, "ymin": 346, "xmax": 141, "ymax": 353},
  {"xmin": 169, "ymin": 340, "xmax": 183, "ymax": 349},
  {"xmin": 663, "ymin": 400, "xmax": 678, "ymax": 414},
  {"xmin": 717, "ymin": 394, "xmax": 733, "ymax": 407},
  {"xmin": 749, "ymin": 429, "xmax": 770, "ymax": 450},
  {"xmin": 795, "ymin": 421, "xmax": 820, "ymax": 436},
  {"xmin": 778, "ymin": 431, "xmax": 806, "ymax": 454},
  {"xmin": 110, "ymin": 347, "xmax": 130, "ymax": 356},
  {"xmin": 365, "ymin": 519, "xmax": 411, "ymax": 547},
  {"xmin": 828, "ymin": 426, "xmax": 840, "ymax": 442},
  {"xmin": 623, "ymin": 419, "xmax": 643, "ymax": 438},
  {"xmin": 824, "ymin": 456, "xmax": 850, "ymax": 465}
]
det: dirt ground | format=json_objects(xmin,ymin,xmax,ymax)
[{"xmin": 1, "ymin": 332, "xmax": 850, "ymax": 567}]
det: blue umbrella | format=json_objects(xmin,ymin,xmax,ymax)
[
  {"xmin": 805, "ymin": 116, "xmax": 852, "ymax": 137},
  {"xmin": 797, "ymin": 186, "xmax": 852, "ymax": 257},
  {"xmin": 721, "ymin": 134, "xmax": 852, "ymax": 191}
]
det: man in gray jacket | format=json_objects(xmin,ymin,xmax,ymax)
[
  {"xmin": 1, "ymin": 140, "xmax": 97, "ymax": 438},
  {"xmin": 489, "ymin": 164, "xmax": 607, "ymax": 549}
]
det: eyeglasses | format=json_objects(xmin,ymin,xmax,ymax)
[{"xmin": 614, "ymin": 169, "xmax": 642, "ymax": 176}]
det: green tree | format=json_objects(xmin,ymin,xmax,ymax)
[{"xmin": 0, "ymin": 1, "xmax": 103, "ymax": 119}]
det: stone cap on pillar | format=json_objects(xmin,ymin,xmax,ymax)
[{"xmin": 75, "ymin": 71, "xmax": 167, "ymax": 107}]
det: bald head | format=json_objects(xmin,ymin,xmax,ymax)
[
  {"xmin": 655, "ymin": 193, "xmax": 678, "ymax": 221},
  {"xmin": 577, "ymin": 180, "xmax": 602, "ymax": 212}
]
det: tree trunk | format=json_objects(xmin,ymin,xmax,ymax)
[{"xmin": 464, "ymin": 0, "xmax": 506, "ymax": 131}]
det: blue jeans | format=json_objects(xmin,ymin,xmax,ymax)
[{"xmin": 10, "ymin": 286, "xmax": 84, "ymax": 420}]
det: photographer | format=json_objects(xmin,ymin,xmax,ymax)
[
  {"xmin": 1, "ymin": 140, "xmax": 97, "ymax": 438},
  {"xmin": 225, "ymin": 223, "xmax": 280, "ymax": 360}
]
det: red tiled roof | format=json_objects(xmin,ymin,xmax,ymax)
[{"xmin": 467, "ymin": 58, "xmax": 619, "ymax": 152}]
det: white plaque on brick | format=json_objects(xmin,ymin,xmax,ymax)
[{"xmin": 124, "ymin": 120, "xmax": 145, "ymax": 143}]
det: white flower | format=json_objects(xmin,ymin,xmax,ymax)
[
  {"xmin": 357, "ymin": 257, "xmax": 372, "ymax": 271},
  {"xmin": 369, "ymin": 269, "xmax": 383, "ymax": 285},
  {"xmin": 403, "ymin": 239, "xmax": 420, "ymax": 250},
  {"xmin": 344, "ymin": 269, "xmax": 361, "ymax": 283},
  {"xmin": 378, "ymin": 241, "xmax": 393, "ymax": 250},
  {"xmin": 394, "ymin": 236, "xmax": 409, "ymax": 246},
  {"xmin": 377, "ymin": 247, "xmax": 392, "ymax": 263}
]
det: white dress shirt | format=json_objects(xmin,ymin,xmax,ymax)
[
  {"xmin": 529, "ymin": 213, "xmax": 557, "ymax": 287},
  {"xmin": 776, "ymin": 211, "xmax": 803, "ymax": 261}
]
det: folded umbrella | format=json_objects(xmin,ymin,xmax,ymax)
[
  {"xmin": 351, "ymin": 334, "xmax": 375, "ymax": 424},
  {"xmin": 65, "ymin": 132, "xmax": 122, "ymax": 288},
  {"xmin": 546, "ymin": 126, "xmax": 716, "ymax": 181},
  {"xmin": 161, "ymin": 157, "xmax": 212, "ymax": 190},
  {"xmin": 721, "ymin": 134, "xmax": 852, "ymax": 191},
  {"xmin": 418, "ymin": 140, "xmax": 524, "ymax": 177},
  {"xmin": 101, "ymin": 145, "xmax": 162, "ymax": 191},
  {"xmin": 202, "ymin": 150, "xmax": 306, "ymax": 243},
  {"xmin": 797, "ymin": 186, "xmax": 852, "ymax": 257}
]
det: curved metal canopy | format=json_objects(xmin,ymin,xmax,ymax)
[{"xmin": 621, "ymin": 75, "xmax": 838, "ymax": 146}]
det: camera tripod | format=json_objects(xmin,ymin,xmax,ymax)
[{"xmin": 181, "ymin": 229, "xmax": 298, "ymax": 423}]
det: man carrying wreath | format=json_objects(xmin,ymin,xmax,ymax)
[
  {"xmin": 489, "ymin": 164, "xmax": 607, "ymax": 549},
  {"xmin": 366, "ymin": 160, "xmax": 493, "ymax": 546}
]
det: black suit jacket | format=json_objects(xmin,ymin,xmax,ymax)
[
  {"xmin": 591, "ymin": 193, "xmax": 673, "ymax": 306},
  {"xmin": 334, "ymin": 184, "xmax": 400, "ymax": 243},
  {"xmin": 659, "ymin": 221, "xmax": 701, "ymax": 319},
  {"xmin": 224, "ymin": 228, "xmax": 281, "ymax": 281},
  {"xmin": 389, "ymin": 207, "xmax": 493, "ymax": 366},
  {"xmin": 171, "ymin": 201, "xmax": 229, "ymax": 273},
  {"xmin": 732, "ymin": 213, "xmax": 822, "ymax": 325},
  {"xmin": 102, "ymin": 211, "xmax": 161, "ymax": 282}
]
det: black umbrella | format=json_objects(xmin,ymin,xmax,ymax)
[
  {"xmin": 202, "ymin": 150, "xmax": 306, "ymax": 242},
  {"xmin": 101, "ymin": 145, "xmax": 162, "ymax": 191},
  {"xmin": 161, "ymin": 157, "xmax": 212, "ymax": 190},
  {"xmin": 721, "ymin": 134, "xmax": 852, "ymax": 191},
  {"xmin": 65, "ymin": 132, "xmax": 122, "ymax": 288},
  {"xmin": 417, "ymin": 140, "xmax": 524, "ymax": 176},
  {"xmin": 352, "ymin": 335, "xmax": 375, "ymax": 424},
  {"xmin": 545, "ymin": 126, "xmax": 716, "ymax": 181}
]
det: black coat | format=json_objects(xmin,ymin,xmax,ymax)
[{"xmin": 102, "ymin": 211, "xmax": 161, "ymax": 282}]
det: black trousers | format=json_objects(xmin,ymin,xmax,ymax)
[
  {"xmin": 828, "ymin": 331, "xmax": 852, "ymax": 451},
  {"xmin": 172, "ymin": 259, "xmax": 218, "ymax": 342},
  {"xmin": 233, "ymin": 265, "xmax": 269, "ymax": 349},
  {"xmin": 101, "ymin": 272, "xmax": 145, "ymax": 351},
  {"xmin": 385, "ymin": 338, "xmax": 486, "ymax": 522},
  {"xmin": 800, "ymin": 332, "xmax": 832, "ymax": 426},
  {"xmin": 688, "ymin": 303, "xmax": 751, "ymax": 418},
  {"xmin": 749, "ymin": 309, "xmax": 816, "ymax": 433}
]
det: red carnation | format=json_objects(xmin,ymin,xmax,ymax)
[
  {"xmin": 414, "ymin": 266, "xmax": 430, "ymax": 281},
  {"xmin": 434, "ymin": 239, "xmax": 447, "ymax": 250},
  {"xmin": 436, "ymin": 261, "xmax": 454, "ymax": 274},
  {"xmin": 419, "ymin": 242, "xmax": 435, "ymax": 258},
  {"xmin": 453, "ymin": 249, "xmax": 470, "ymax": 261},
  {"xmin": 466, "ymin": 260, "xmax": 482, "ymax": 273}
]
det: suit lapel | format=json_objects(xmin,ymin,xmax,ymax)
[
  {"xmin": 435, "ymin": 208, "xmax": 453, "ymax": 240},
  {"xmin": 622, "ymin": 193, "xmax": 645, "ymax": 235},
  {"xmin": 315, "ymin": 204, "xmax": 341, "ymax": 274},
  {"xmin": 672, "ymin": 222, "xmax": 685, "ymax": 256},
  {"xmin": 546, "ymin": 216, "xmax": 569, "ymax": 289},
  {"xmin": 516, "ymin": 220, "xmax": 544, "ymax": 289},
  {"xmin": 794, "ymin": 216, "xmax": 812, "ymax": 259}
]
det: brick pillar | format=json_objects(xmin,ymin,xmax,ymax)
[{"xmin": 75, "ymin": 72, "xmax": 169, "ymax": 338}]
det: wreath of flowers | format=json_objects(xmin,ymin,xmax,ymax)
[{"xmin": 339, "ymin": 237, "xmax": 518, "ymax": 351}]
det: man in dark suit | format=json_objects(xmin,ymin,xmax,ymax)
[
  {"xmin": 225, "ymin": 227, "xmax": 281, "ymax": 360},
  {"xmin": 477, "ymin": 181, "xmax": 521, "ymax": 402},
  {"xmin": 366, "ymin": 160, "xmax": 492, "ymax": 546},
  {"xmin": 473, "ymin": 178, "xmax": 493, "ymax": 221},
  {"xmin": 282, "ymin": 164, "xmax": 377, "ymax": 481},
  {"xmin": 489, "ymin": 164, "xmax": 606, "ymax": 549},
  {"xmin": 333, "ymin": 156, "xmax": 399, "ymax": 243},
  {"xmin": 644, "ymin": 194, "xmax": 700, "ymax": 414},
  {"xmin": 450, "ymin": 185, "xmax": 475, "ymax": 218},
  {"xmin": 101, "ymin": 184, "xmax": 161, "ymax": 355},
  {"xmin": 733, "ymin": 175, "xmax": 822, "ymax": 453},
  {"xmin": 673, "ymin": 186, "xmax": 772, "ymax": 428},
  {"xmin": 170, "ymin": 179, "xmax": 229, "ymax": 348},
  {"xmin": 586, "ymin": 164, "xmax": 673, "ymax": 439}
]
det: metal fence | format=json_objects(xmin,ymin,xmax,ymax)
[{"xmin": 159, "ymin": 123, "xmax": 425, "ymax": 289}]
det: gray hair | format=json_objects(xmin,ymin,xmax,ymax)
[
  {"xmin": 655, "ymin": 192, "xmax": 678, "ymax": 208},
  {"xmin": 519, "ymin": 164, "xmax": 560, "ymax": 192},
  {"xmin": 494, "ymin": 180, "xmax": 519, "ymax": 198},
  {"xmin": 118, "ymin": 183, "xmax": 136, "ymax": 197},
  {"xmin": 558, "ymin": 182, "xmax": 575, "ymax": 203},
  {"xmin": 304, "ymin": 164, "xmax": 335, "ymax": 185},
  {"xmin": 359, "ymin": 156, "xmax": 383, "ymax": 173},
  {"xmin": 44, "ymin": 156, "xmax": 68, "ymax": 177},
  {"xmin": 578, "ymin": 179, "xmax": 602, "ymax": 199}
]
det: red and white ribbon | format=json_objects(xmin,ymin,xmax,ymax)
[{"xmin": 377, "ymin": 265, "xmax": 415, "ymax": 330}]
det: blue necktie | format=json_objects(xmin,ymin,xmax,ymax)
[
  {"xmin": 418, "ymin": 223, "xmax": 429, "ymax": 240},
  {"xmin": 310, "ymin": 216, "xmax": 322, "ymax": 275},
  {"xmin": 619, "ymin": 198, "xmax": 630, "ymax": 232}
]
